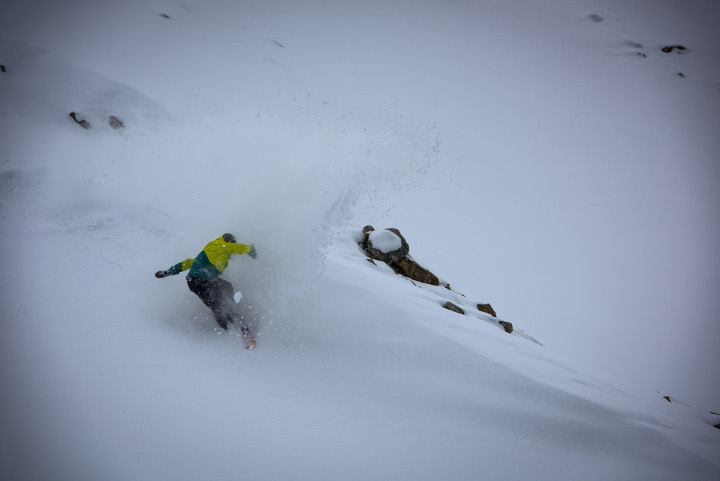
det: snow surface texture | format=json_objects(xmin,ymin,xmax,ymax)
[{"xmin": 1, "ymin": 0, "xmax": 719, "ymax": 480}]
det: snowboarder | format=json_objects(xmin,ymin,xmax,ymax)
[{"xmin": 155, "ymin": 233, "xmax": 258, "ymax": 346}]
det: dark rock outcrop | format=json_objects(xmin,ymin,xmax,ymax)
[
  {"xmin": 360, "ymin": 225, "xmax": 375, "ymax": 254},
  {"xmin": 361, "ymin": 225, "xmax": 438, "ymax": 286},
  {"xmin": 442, "ymin": 302, "xmax": 464, "ymax": 315},
  {"xmin": 109, "ymin": 115, "xmax": 125, "ymax": 129},
  {"xmin": 477, "ymin": 303, "xmax": 497, "ymax": 317},
  {"xmin": 0, "ymin": 65, "xmax": 6, "ymax": 73},
  {"xmin": 392, "ymin": 258, "xmax": 439, "ymax": 285},
  {"xmin": 359, "ymin": 225, "xmax": 514, "ymax": 334},
  {"xmin": 661, "ymin": 45, "xmax": 687, "ymax": 53},
  {"xmin": 498, "ymin": 321, "xmax": 513, "ymax": 334},
  {"xmin": 362, "ymin": 225, "xmax": 408, "ymax": 264},
  {"xmin": 69, "ymin": 112, "xmax": 90, "ymax": 129},
  {"xmin": 385, "ymin": 228, "xmax": 410, "ymax": 260},
  {"xmin": 68, "ymin": 113, "xmax": 126, "ymax": 130}
]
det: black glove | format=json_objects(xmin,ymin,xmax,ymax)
[
  {"xmin": 155, "ymin": 270, "xmax": 171, "ymax": 278},
  {"xmin": 249, "ymin": 245, "xmax": 257, "ymax": 259}
]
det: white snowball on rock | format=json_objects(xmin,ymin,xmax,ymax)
[{"xmin": 369, "ymin": 229, "xmax": 402, "ymax": 253}]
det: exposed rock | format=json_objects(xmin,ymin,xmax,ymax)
[
  {"xmin": 385, "ymin": 228, "xmax": 410, "ymax": 258},
  {"xmin": 361, "ymin": 226, "xmax": 386, "ymax": 263},
  {"xmin": 661, "ymin": 45, "xmax": 687, "ymax": 53},
  {"xmin": 160, "ymin": 13, "xmax": 172, "ymax": 19},
  {"xmin": 477, "ymin": 303, "xmax": 497, "ymax": 317},
  {"xmin": 360, "ymin": 225, "xmax": 374, "ymax": 250},
  {"xmin": 663, "ymin": 395, "xmax": 673, "ymax": 403},
  {"xmin": 392, "ymin": 258, "xmax": 439, "ymax": 286},
  {"xmin": 442, "ymin": 302, "xmax": 464, "ymax": 315},
  {"xmin": 69, "ymin": 112, "xmax": 91, "ymax": 129},
  {"xmin": 363, "ymin": 226, "xmax": 409, "ymax": 264},
  {"xmin": 109, "ymin": 115, "xmax": 125, "ymax": 129},
  {"xmin": 359, "ymin": 225, "xmax": 517, "ymax": 335},
  {"xmin": 622, "ymin": 41, "xmax": 647, "ymax": 58},
  {"xmin": 0, "ymin": 65, "xmax": 6, "ymax": 73},
  {"xmin": 360, "ymin": 225, "xmax": 438, "ymax": 285},
  {"xmin": 587, "ymin": 13, "xmax": 603, "ymax": 22}
]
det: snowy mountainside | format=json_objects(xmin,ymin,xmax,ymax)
[{"xmin": 5, "ymin": 208, "xmax": 719, "ymax": 481}]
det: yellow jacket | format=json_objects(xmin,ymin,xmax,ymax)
[{"xmin": 167, "ymin": 236, "xmax": 253, "ymax": 280}]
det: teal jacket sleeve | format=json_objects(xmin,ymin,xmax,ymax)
[{"xmin": 167, "ymin": 258, "xmax": 195, "ymax": 276}]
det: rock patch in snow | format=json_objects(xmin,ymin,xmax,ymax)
[
  {"xmin": 392, "ymin": 257, "xmax": 440, "ymax": 286},
  {"xmin": 661, "ymin": 45, "xmax": 688, "ymax": 54},
  {"xmin": 69, "ymin": 111, "xmax": 91, "ymax": 129},
  {"xmin": 360, "ymin": 225, "xmax": 438, "ymax": 285},
  {"xmin": 359, "ymin": 226, "xmax": 516, "ymax": 334},
  {"xmin": 477, "ymin": 303, "xmax": 497, "ymax": 317},
  {"xmin": 70, "ymin": 112, "xmax": 126, "ymax": 130},
  {"xmin": 361, "ymin": 225, "xmax": 409, "ymax": 264},
  {"xmin": 442, "ymin": 302, "xmax": 465, "ymax": 315},
  {"xmin": 109, "ymin": 115, "xmax": 125, "ymax": 129}
]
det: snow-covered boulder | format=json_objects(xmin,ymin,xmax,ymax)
[
  {"xmin": 358, "ymin": 226, "xmax": 517, "ymax": 335},
  {"xmin": 360, "ymin": 225, "xmax": 440, "ymax": 286},
  {"xmin": 361, "ymin": 225, "xmax": 409, "ymax": 264}
]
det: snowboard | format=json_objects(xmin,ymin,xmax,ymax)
[
  {"xmin": 242, "ymin": 326, "xmax": 256, "ymax": 350},
  {"xmin": 234, "ymin": 291, "xmax": 256, "ymax": 349}
]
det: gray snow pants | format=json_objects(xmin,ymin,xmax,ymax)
[{"xmin": 186, "ymin": 276, "xmax": 237, "ymax": 330}]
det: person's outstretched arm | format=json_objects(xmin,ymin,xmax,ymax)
[
  {"xmin": 224, "ymin": 241, "xmax": 257, "ymax": 259},
  {"xmin": 155, "ymin": 258, "xmax": 194, "ymax": 278}
]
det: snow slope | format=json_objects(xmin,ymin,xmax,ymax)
[{"xmin": 1, "ymin": 0, "xmax": 719, "ymax": 480}]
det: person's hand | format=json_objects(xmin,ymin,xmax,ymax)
[
  {"xmin": 155, "ymin": 270, "xmax": 170, "ymax": 278},
  {"xmin": 249, "ymin": 245, "xmax": 257, "ymax": 259}
]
